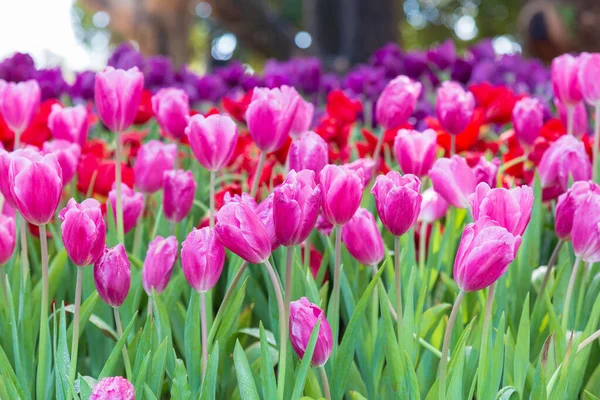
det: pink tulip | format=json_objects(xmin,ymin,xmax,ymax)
[
  {"xmin": 372, "ymin": 171, "xmax": 422, "ymax": 236},
  {"xmin": 0, "ymin": 147, "xmax": 41, "ymax": 208},
  {"xmin": 578, "ymin": 53, "xmax": 600, "ymax": 105},
  {"xmin": 344, "ymin": 158, "xmax": 375, "ymax": 185},
  {"xmin": 512, "ymin": 97, "xmax": 544, "ymax": 145},
  {"xmin": 58, "ymin": 198, "xmax": 106, "ymax": 267},
  {"xmin": 469, "ymin": 182, "xmax": 534, "ymax": 236},
  {"xmin": 0, "ymin": 79, "xmax": 41, "ymax": 134},
  {"xmin": 472, "ymin": 156, "xmax": 500, "ymax": 187},
  {"xmin": 42, "ymin": 139, "xmax": 81, "ymax": 184},
  {"xmin": 551, "ymin": 54, "xmax": 582, "ymax": 105},
  {"xmin": 289, "ymin": 97, "xmax": 314, "ymax": 139},
  {"xmin": 186, "ymin": 114, "xmax": 238, "ymax": 171},
  {"xmin": 94, "ymin": 66, "xmax": 144, "ymax": 132},
  {"xmin": 48, "ymin": 104, "xmax": 89, "ymax": 146},
  {"xmin": 538, "ymin": 135, "xmax": 591, "ymax": 196},
  {"xmin": 108, "ymin": 184, "xmax": 144, "ymax": 234},
  {"xmin": 454, "ymin": 216, "xmax": 521, "ymax": 292},
  {"xmin": 341, "ymin": 208, "xmax": 385, "ymax": 266},
  {"xmin": 256, "ymin": 193, "xmax": 280, "ymax": 251},
  {"xmin": 215, "ymin": 202, "xmax": 272, "ymax": 263},
  {"xmin": 393, "ymin": 128, "xmax": 437, "ymax": 178},
  {"xmin": 556, "ymin": 181, "xmax": 600, "ymax": 241},
  {"xmin": 418, "ymin": 188, "xmax": 448, "ymax": 223},
  {"xmin": 224, "ymin": 191, "xmax": 258, "ymax": 210},
  {"xmin": 375, "ymin": 75, "xmax": 422, "ymax": 130},
  {"xmin": 430, "ymin": 155, "xmax": 476, "ymax": 208},
  {"xmin": 163, "ymin": 169, "xmax": 196, "ymax": 223},
  {"xmin": 10, "ymin": 153, "xmax": 63, "ymax": 225},
  {"xmin": 152, "ymin": 88, "xmax": 190, "ymax": 139},
  {"xmin": 556, "ymin": 99, "xmax": 588, "ymax": 137},
  {"xmin": 571, "ymin": 191, "xmax": 600, "ymax": 262},
  {"xmin": 273, "ymin": 169, "xmax": 321, "ymax": 246},
  {"xmin": 94, "ymin": 244, "xmax": 131, "ymax": 308},
  {"xmin": 142, "ymin": 235, "xmax": 178, "ymax": 295},
  {"xmin": 288, "ymin": 131, "xmax": 328, "ymax": 178},
  {"xmin": 436, "ymin": 81, "xmax": 475, "ymax": 135},
  {"xmin": 0, "ymin": 213, "xmax": 16, "ymax": 265},
  {"xmin": 181, "ymin": 227, "xmax": 225, "ymax": 292},
  {"xmin": 246, "ymin": 86, "xmax": 301, "ymax": 152},
  {"xmin": 319, "ymin": 164, "xmax": 364, "ymax": 226},
  {"xmin": 289, "ymin": 297, "xmax": 333, "ymax": 367},
  {"xmin": 134, "ymin": 140, "xmax": 177, "ymax": 193},
  {"xmin": 90, "ymin": 376, "xmax": 135, "ymax": 400}
]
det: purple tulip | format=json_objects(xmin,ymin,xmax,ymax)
[
  {"xmin": 375, "ymin": 75, "xmax": 422, "ymax": 130},
  {"xmin": 556, "ymin": 181, "xmax": 600, "ymax": 241},
  {"xmin": 538, "ymin": 135, "xmax": 591, "ymax": 197},
  {"xmin": 472, "ymin": 156, "xmax": 500, "ymax": 187},
  {"xmin": 108, "ymin": 184, "xmax": 144, "ymax": 234},
  {"xmin": 512, "ymin": 97, "xmax": 544, "ymax": 145},
  {"xmin": 94, "ymin": 67, "xmax": 144, "ymax": 132},
  {"xmin": 430, "ymin": 155, "xmax": 476, "ymax": 208},
  {"xmin": 435, "ymin": 81, "xmax": 475, "ymax": 135},
  {"xmin": 372, "ymin": 171, "xmax": 422, "ymax": 236},
  {"xmin": 186, "ymin": 114, "xmax": 238, "ymax": 171},
  {"xmin": 163, "ymin": 169, "xmax": 196, "ymax": 223},
  {"xmin": 571, "ymin": 190, "xmax": 600, "ymax": 262},
  {"xmin": 181, "ymin": 227, "xmax": 225, "ymax": 292},
  {"xmin": 0, "ymin": 213, "xmax": 16, "ymax": 265},
  {"xmin": 152, "ymin": 88, "xmax": 190, "ymax": 139},
  {"xmin": 289, "ymin": 297, "xmax": 333, "ymax": 367},
  {"xmin": 288, "ymin": 131, "xmax": 329, "ymax": 178},
  {"xmin": 42, "ymin": 139, "xmax": 81, "ymax": 184},
  {"xmin": 134, "ymin": 140, "xmax": 177, "ymax": 193},
  {"xmin": 319, "ymin": 164, "xmax": 364, "ymax": 226},
  {"xmin": 393, "ymin": 129, "xmax": 437, "ymax": 178},
  {"xmin": 256, "ymin": 193, "xmax": 280, "ymax": 252},
  {"xmin": 341, "ymin": 208, "xmax": 385, "ymax": 266},
  {"xmin": 58, "ymin": 198, "xmax": 106, "ymax": 267},
  {"xmin": 142, "ymin": 235, "xmax": 178, "ymax": 295},
  {"xmin": 94, "ymin": 244, "xmax": 131, "ymax": 308},
  {"xmin": 0, "ymin": 147, "xmax": 41, "ymax": 208}
]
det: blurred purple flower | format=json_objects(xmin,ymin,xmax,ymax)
[{"xmin": 107, "ymin": 43, "xmax": 145, "ymax": 70}]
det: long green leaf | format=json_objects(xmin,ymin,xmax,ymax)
[
  {"xmin": 233, "ymin": 340, "xmax": 260, "ymax": 400},
  {"xmin": 291, "ymin": 320, "xmax": 321, "ymax": 400}
]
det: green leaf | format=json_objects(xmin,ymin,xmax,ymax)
[
  {"xmin": 584, "ymin": 391, "xmax": 600, "ymax": 400},
  {"xmin": 78, "ymin": 375, "xmax": 96, "ymax": 400},
  {"xmin": 259, "ymin": 322, "xmax": 277, "ymax": 400},
  {"xmin": 4, "ymin": 277, "xmax": 29, "ymax": 397},
  {"xmin": 200, "ymin": 341, "xmax": 220, "ymax": 400},
  {"xmin": 56, "ymin": 303, "xmax": 72, "ymax": 400},
  {"xmin": 514, "ymin": 295, "xmax": 530, "ymax": 396},
  {"xmin": 378, "ymin": 283, "xmax": 403, "ymax": 395},
  {"xmin": 133, "ymin": 351, "xmax": 151, "ymax": 400},
  {"xmin": 148, "ymin": 337, "xmax": 168, "ymax": 397},
  {"xmin": 0, "ymin": 342, "xmax": 26, "ymax": 399},
  {"xmin": 291, "ymin": 320, "xmax": 321, "ymax": 400},
  {"xmin": 496, "ymin": 386, "xmax": 518, "ymax": 400},
  {"xmin": 208, "ymin": 277, "xmax": 248, "ymax": 346},
  {"xmin": 233, "ymin": 340, "xmax": 261, "ymax": 400},
  {"xmin": 66, "ymin": 291, "xmax": 100, "ymax": 343},
  {"xmin": 185, "ymin": 291, "xmax": 202, "ymax": 400},
  {"xmin": 171, "ymin": 358, "xmax": 191, "ymax": 400},
  {"xmin": 98, "ymin": 311, "xmax": 138, "ymax": 379}
]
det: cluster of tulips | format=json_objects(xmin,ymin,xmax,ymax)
[{"xmin": 3, "ymin": 44, "xmax": 600, "ymax": 399}]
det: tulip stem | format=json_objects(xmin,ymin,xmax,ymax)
[
  {"xmin": 318, "ymin": 366, "xmax": 331, "ymax": 400},
  {"xmin": 250, "ymin": 151, "xmax": 266, "ymax": 198},
  {"xmin": 114, "ymin": 132, "xmax": 125, "ymax": 244},
  {"xmin": 562, "ymin": 256, "xmax": 582, "ymax": 332},
  {"xmin": 200, "ymin": 291, "xmax": 208, "ymax": 381},
  {"xmin": 418, "ymin": 222, "xmax": 428, "ymax": 280},
  {"xmin": 537, "ymin": 240, "xmax": 564, "ymax": 304},
  {"xmin": 36, "ymin": 224, "xmax": 50, "ymax": 398},
  {"xmin": 264, "ymin": 259, "xmax": 287, "ymax": 400},
  {"xmin": 69, "ymin": 267, "xmax": 83, "ymax": 384},
  {"xmin": 450, "ymin": 135, "xmax": 456, "ymax": 156},
  {"xmin": 114, "ymin": 307, "xmax": 133, "ymax": 380},
  {"xmin": 594, "ymin": 103, "xmax": 600, "ymax": 182},
  {"xmin": 394, "ymin": 236, "xmax": 403, "ymax": 328},
  {"xmin": 147, "ymin": 296, "xmax": 153, "ymax": 317},
  {"xmin": 439, "ymin": 290, "xmax": 465, "ymax": 400},
  {"xmin": 371, "ymin": 266, "xmax": 379, "ymax": 334},
  {"xmin": 567, "ymin": 105, "xmax": 574, "ymax": 136},
  {"xmin": 284, "ymin": 246, "xmax": 294, "ymax": 321},
  {"xmin": 303, "ymin": 241, "xmax": 310, "ymax": 272},
  {"xmin": 331, "ymin": 226, "xmax": 342, "ymax": 358},
  {"xmin": 19, "ymin": 216, "xmax": 29, "ymax": 280},
  {"xmin": 373, "ymin": 127, "xmax": 384, "ymax": 169},
  {"xmin": 209, "ymin": 170, "xmax": 216, "ymax": 228}
]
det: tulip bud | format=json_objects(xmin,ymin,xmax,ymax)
[
  {"xmin": 215, "ymin": 202, "xmax": 272, "ymax": 263},
  {"xmin": 288, "ymin": 131, "xmax": 328, "ymax": 178},
  {"xmin": 58, "ymin": 198, "xmax": 106, "ymax": 267},
  {"xmin": 556, "ymin": 99, "xmax": 588, "ymax": 137},
  {"xmin": 289, "ymin": 297, "xmax": 333, "ymax": 367},
  {"xmin": 256, "ymin": 193, "xmax": 280, "ymax": 251},
  {"xmin": 319, "ymin": 164, "xmax": 364, "ymax": 226},
  {"xmin": 181, "ymin": 227, "xmax": 225, "ymax": 292},
  {"xmin": 430, "ymin": 155, "xmax": 476, "ymax": 208},
  {"xmin": 571, "ymin": 191, "xmax": 600, "ymax": 262},
  {"xmin": 578, "ymin": 53, "xmax": 600, "ymax": 105},
  {"xmin": 0, "ymin": 79, "xmax": 41, "ymax": 134},
  {"xmin": 151, "ymin": 88, "xmax": 190, "ymax": 139},
  {"xmin": 435, "ymin": 81, "xmax": 475, "ymax": 135},
  {"xmin": 375, "ymin": 75, "xmax": 422, "ymax": 130},
  {"xmin": 0, "ymin": 213, "xmax": 16, "ymax": 265},
  {"xmin": 48, "ymin": 104, "xmax": 89, "ymax": 146},
  {"xmin": 142, "ymin": 235, "xmax": 178, "ymax": 295},
  {"xmin": 551, "ymin": 54, "xmax": 582, "ymax": 105},
  {"xmin": 246, "ymin": 86, "xmax": 301, "ymax": 152},
  {"xmin": 0, "ymin": 147, "xmax": 41, "ymax": 208},
  {"xmin": 108, "ymin": 184, "xmax": 144, "ymax": 234},
  {"xmin": 273, "ymin": 170, "xmax": 321, "ymax": 247},
  {"xmin": 94, "ymin": 67, "xmax": 144, "ymax": 132},
  {"xmin": 94, "ymin": 244, "xmax": 131, "ymax": 307},
  {"xmin": 341, "ymin": 208, "xmax": 385, "ymax": 266},
  {"xmin": 418, "ymin": 188, "xmax": 448, "ymax": 223},
  {"xmin": 289, "ymin": 97, "xmax": 314, "ymax": 139},
  {"xmin": 472, "ymin": 156, "xmax": 500, "ymax": 187},
  {"xmin": 555, "ymin": 181, "xmax": 600, "ymax": 241},
  {"xmin": 469, "ymin": 182, "xmax": 534, "ymax": 236},
  {"xmin": 90, "ymin": 376, "xmax": 135, "ymax": 400},
  {"xmin": 163, "ymin": 169, "xmax": 196, "ymax": 223},
  {"xmin": 134, "ymin": 140, "xmax": 177, "ymax": 193},
  {"xmin": 454, "ymin": 217, "xmax": 521, "ymax": 292},
  {"xmin": 10, "ymin": 153, "xmax": 63, "ymax": 225},
  {"xmin": 186, "ymin": 114, "xmax": 238, "ymax": 171},
  {"xmin": 512, "ymin": 97, "xmax": 544, "ymax": 145},
  {"xmin": 393, "ymin": 129, "xmax": 437, "ymax": 178},
  {"xmin": 42, "ymin": 139, "xmax": 81, "ymax": 184},
  {"xmin": 372, "ymin": 171, "xmax": 422, "ymax": 236},
  {"xmin": 538, "ymin": 135, "xmax": 591, "ymax": 196}
]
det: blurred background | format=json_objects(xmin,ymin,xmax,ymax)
[{"xmin": 1, "ymin": 0, "xmax": 600, "ymax": 73}]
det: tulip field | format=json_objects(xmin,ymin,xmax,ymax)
[{"xmin": 2, "ymin": 40, "xmax": 600, "ymax": 399}]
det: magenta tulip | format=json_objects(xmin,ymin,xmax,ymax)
[
  {"xmin": 0, "ymin": 213, "xmax": 16, "ymax": 265},
  {"xmin": 289, "ymin": 297, "xmax": 333, "ymax": 367},
  {"xmin": 472, "ymin": 156, "xmax": 500, "ymax": 187},
  {"xmin": 142, "ymin": 235, "xmax": 178, "ymax": 295},
  {"xmin": 512, "ymin": 97, "xmax": 544, "ymax": 145},
  {"xmin": 94, "ymin": 244, "xmax": 131, "ymax": 308},
  {"xmin": 551, "ymin": 54, "xmax": 582, "ymax": 105},
  {"xmin": 372, "ymin": 171, "xmax": 422, "ymax": 236},
  {"xmin": 181, "ymin": 227, "xmax": 225, "ymax": 292},
  {"xmin": 571, "ymin": 191, "xmax": 600, "ymax": 262},
  {"xmin": 58, "ymin": 198, "xmax": 106, "ymax": 267},
  {"xmin": 90, "ymin": 376, "xmax": 135, "ymax": 400},
  {"xmin": 555, "ymin": 181, "xmax": 600, "ymax": 241},
  {"xmin": 418, "ymin": 188, "xmax": 448, "ymax": 223},
  {"xmin": 556, "ymin": 99, "xmax": 588, "ymax": 137},
  {"xmin": 163, "ymin": 169, "xmax": 196, "ymax": 223},
  {"xmin": 375, "ymin": 75, "xmax": 422, "ymax": 130},
  {"xmin": 186, "ymin": 114, "xmax": 238, "ymax": 171},
  {"xmin": 393, "ymin": 128, "xmax": 437, "ymax": 178},
  {"xmin": 0, "ymin": 79, "xmax": 40, "ymax": 134},
  {"xmin": 454, "ymin": 216, "xmax": 522, "ymax": 292},
  {"xmin": 341, "ymin": 208, "xmax": 385, "ymax": 266},
  {"xmin": 152, "ymin": 88, "xmax": 190, "ymax": 139},
  {"xmin": 289, "ymin": 97, "xmax": 314, "ymax": 139},
  {"xmin": 108, "ymin": 184, "xmax": 144, "ymax": 234},
  {"xmin": 224, "ymin": 191, "xmax": 258, "ymax": 210},
  {"xmin": 215, "ymin": 202, "xmax": 272, "ymax": 263},
  {"xmin": 94, "ymin": 66, "xmax": 144, "ymax": 132},
  {"xmin": 538, "ymin": 135, "xmax": 591, "ymax": 196},
  {"xmin": 430, "ymin": 155, "xmax": 476, "ymax": 208},
  {"xmin": 344, "ymin": 158, "xmax": 375, "ymax": 185},
  {"xmin": 48, "ymin": 104, "xmax": 89, "ymax": 146},
  {"xmin": 273, "ymin": 169, "xmax": 321, "ymax": 246},
  {"xmin": 0, "ymin": 147, "xmax": 41, "ymax": 208},
  {"xmin": 256, "ymin": 193, "xmax": 280, "ymax": 251},
  {"xmin": 319, "ymin": 164, "xmax": 364, "ymax": 226},
  {"xmin": 246, "ymin": 86, "xmax": 301, "ymax": 152},
  {"xmin": 134, "ymin": 140, "xmax": 177, "ymax": 193},
  {"xmin": 42, "ymin": 139, "xmax": 81, "ymax": 184},
  {"xmin": 436, "ymin": 81, "xmax": 475, "ymax": 135},
  {"xmin": 578, "ymin": 53, "xmax": 600, "ymax": 105},
  {"xmin": 288, "ymin": 131, "xmax": 328, "ymax": 178}
]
